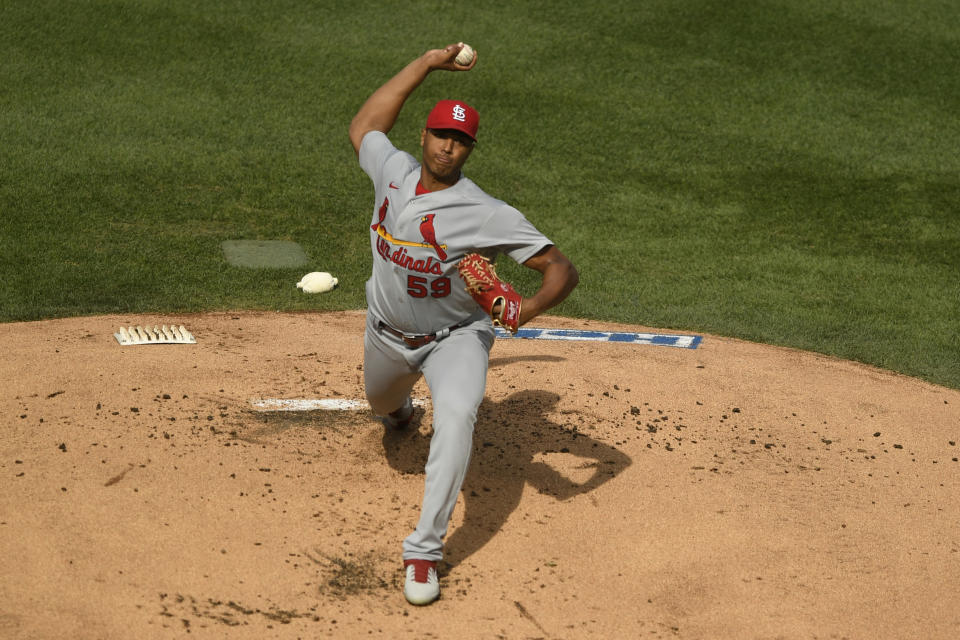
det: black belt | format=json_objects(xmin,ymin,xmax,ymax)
[{"xmin": 377, "ymin": 318, "xmax": 471, "ymax": 348}]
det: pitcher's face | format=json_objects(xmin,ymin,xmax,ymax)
[{"xmin": 420, "ymin": 128, "xmax": 475, "ymax": 186}]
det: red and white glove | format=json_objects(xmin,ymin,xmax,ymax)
[{"xmin": 457, "ymin": 253, "xmax": 522, "ymax": 334}]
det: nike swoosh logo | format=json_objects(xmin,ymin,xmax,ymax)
[{"xmin": 389, "ymin": 182, "xmax": 400, "ymax": 189}]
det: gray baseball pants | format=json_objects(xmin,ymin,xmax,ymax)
[{"xmin": 363, "ymin": 313, "xmax": 495, "ymax": 562}]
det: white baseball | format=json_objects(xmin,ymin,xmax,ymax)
[
  {"xmin": 455, "ymin": 43, "xmax": 475, "ymax": 66},
  {"xmin": 297, "ymin": 272, "xmax": 338, "ymax": 294}
]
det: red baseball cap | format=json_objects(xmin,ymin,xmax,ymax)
[{"xmin": 425, "ymin": 99, "xmax": 479, "ymax": 141}]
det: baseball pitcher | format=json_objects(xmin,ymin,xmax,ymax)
[{"xmin": 349, "ymin": 42, "xmax": 579, "ymax": 605}]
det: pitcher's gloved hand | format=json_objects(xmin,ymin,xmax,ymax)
[{"xmin": 457, "ymin": 253, "xmax": 522, "ymax": 334}]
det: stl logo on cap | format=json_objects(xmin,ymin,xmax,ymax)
[{"xmin": 426, "ymin": 99, "xmax": 479, "ymax": 140}]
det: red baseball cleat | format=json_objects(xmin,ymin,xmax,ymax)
[
  {"xmin": 403, "ymin": 558, "xmax": 439, "ymax": 605},
  {"xmin": 382, "ymin": 397, "xmax": 414, "ymax": 430}
]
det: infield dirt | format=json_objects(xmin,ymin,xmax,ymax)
[{"xmin": 1, "ymin": 311, "xmax": 958, "ymax": 639}]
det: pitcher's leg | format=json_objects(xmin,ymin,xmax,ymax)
[
  {"xmin": 363, "ymin": 320, "xmax": 420, "ymax": 417},
  {"xmin": 402, "ymin": 327, "xmax": 493, "ymax": 560}
]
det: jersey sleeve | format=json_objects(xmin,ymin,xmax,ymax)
[
  {"xmin": 474, "ymin": 203, "xmax": 553, "ymax": 265},
  {"xmin": 358, "ymin": 131, "xmax": 417, "ymax": 188}
]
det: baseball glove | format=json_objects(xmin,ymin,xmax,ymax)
[{"xmin": 457, "ymin": 253, "xmax": 522, "ymax": 334}]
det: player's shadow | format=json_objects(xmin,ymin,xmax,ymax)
[{"xmin": 381, "ymin": 389, "xmax": 632, "ymax": 566}]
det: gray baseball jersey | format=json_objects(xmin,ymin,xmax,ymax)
[{"xmin": 359, "ymin": 131, "xmax": 551, "ymax": 334}]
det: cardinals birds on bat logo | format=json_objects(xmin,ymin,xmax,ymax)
[
  {"xmin": 371, "ymin": 198, "xmax": 448, "ymax": 259},
  {"xmin": 419, "ymin": 214, "xmax": 447, "ymax": 260}
]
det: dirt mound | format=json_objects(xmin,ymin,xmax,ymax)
[{"xmin": 1, "ymin": 311, "xmax": 957, "ymax": 639}]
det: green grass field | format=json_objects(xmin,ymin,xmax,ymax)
[{"xmin": 2, "ymin": 0, "xmax": 958, "ymax": 388}]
